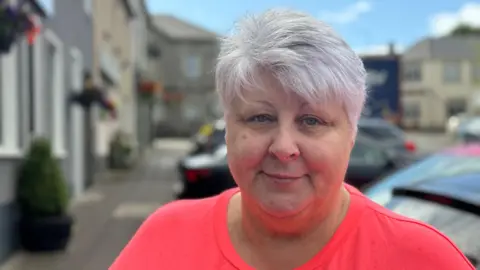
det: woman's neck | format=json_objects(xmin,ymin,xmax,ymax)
[{"xmin": 228, "ymin": 186, "xmax": 350, "ymax": 268}]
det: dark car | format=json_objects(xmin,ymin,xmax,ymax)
[
  {"xmin": 381, "ymin": 172, "xmax": 480, "ymax": 267},
  {"xmin": 358, "ymin": 118, "xmax": 417, "ymax": 153},
  {"xmin": 176, "ymin": 144, "xmax": 235, "ymax": 199},
  {"xmin": 175, "ymin": 133, "xmax": 415, "ymax": 199},
  {"xmin": 364, "ymin": 144, "xmax": 480, "ymax": 206},
  {"xmin": 188, "ymin": 119, "xmax": 226, "ymax": 156}
]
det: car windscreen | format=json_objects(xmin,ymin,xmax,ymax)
[
  {"xmin": 364, "ymin": 154, "xmax": 480, "ymax": 206},
  {"xmin": 358, "ymin": 124, "xmax": 402, "ymax": 141},
  {"xmin": 386, "ymin": 197, "xmax": 480, "ymax": 266}
]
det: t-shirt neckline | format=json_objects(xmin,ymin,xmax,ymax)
[{"xmin": 214, "ymin": 185, "xmax": 366, "ymax": 269}]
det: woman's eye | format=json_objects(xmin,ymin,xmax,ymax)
[
  {"xmin": 247, "ymin": 114, "xmax": 273, "ymax": 123},
  {"xmin": 300, "ymin": 116, "xmax": 324, "ymax": 126}
]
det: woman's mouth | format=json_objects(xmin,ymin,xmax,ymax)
[{"xmin": 261, "ymin": 172, "xmax": 304, "ymax": 186}]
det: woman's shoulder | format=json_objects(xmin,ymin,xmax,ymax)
[{"xmin": 358, "ymin": 198, "xmax": 473, "ymax": 269}]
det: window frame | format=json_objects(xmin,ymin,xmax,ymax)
[
  {"xmin": 183, "ymin": 54, "xmax": 202, "ymax": 79},
  {"xmin": 38, "ymin": 29, "xmax": 66, "ymax": 157},
  {"xmin": 443, "ymin": 61, "xmax": 462, "ymax": 83},
  {"xmin": 0, "ymin": 36, "xmax": 20, "ymax": 157}
]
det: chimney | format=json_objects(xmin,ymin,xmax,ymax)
[{"xmin": 388, "ymin": 42, "xmax": 395, "ymax": 56}]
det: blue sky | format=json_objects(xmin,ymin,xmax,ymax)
[{"xmin": 147, "ymin": 0, "xmax": 480, "ymax": 54}]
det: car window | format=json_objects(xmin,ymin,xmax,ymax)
[
  {"xmin": 350, "ymin": 140, "xmax": 385, "ymax": 165},
  {"xmin": 358, "ymin": 124, "xmax": 402, "ymax": 140},
  {"xmin": 364, "ymin": 154, "xmax": 480, "ymax": 205},
  {"xmin": 387, "ymin": 197, "xmax": 480, "ymax": 263},
  {"xmin": 210, "ymin": 129, "xmax": 226, "ymax": 144}
]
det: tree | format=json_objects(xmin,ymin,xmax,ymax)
[{"xmin": 449, "ymin": 24, "xmax": 480, "ymax": 36}]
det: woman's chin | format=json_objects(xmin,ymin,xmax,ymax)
[{"xmin": 257, "ymin": 193, "xmax": 312, "ymax": 218}]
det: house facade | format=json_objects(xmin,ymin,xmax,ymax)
[
  {"xmin": 0, "ymin": 0, "xmax": 94, "ymax": 263},
  {"xmin": 401, "ymin": 36, "xmax": 480, "ymax": 129},
  {"xmin": 92, "ymin": 0, "xmax": 135, "ymax": 171},
  {"xmin": 130, "ymin": 0, "xmax": 154, "ymax": 151},
  {"xmin": 151, "ymin": 15, "xmax": 220, "ymax": 136}
]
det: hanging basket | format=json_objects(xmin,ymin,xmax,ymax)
[
  {"xmin": 0, "ymin": 3, "xmax": 35, "ymax": 54},
  {"xmin": 138, "ymin": 81, "xmax": 162, "ymax": 101}
]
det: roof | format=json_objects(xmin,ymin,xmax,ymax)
[
  {"xmin": 402, "ymin": 35, "xmax": 480, "ymax": 61},
  {"xmin": 151, "ymin": 15, "xmax": 218, "ymax": 41}
]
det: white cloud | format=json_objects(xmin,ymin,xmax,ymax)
[
  {"xmin": 430, "ymin": 2, "xmax": 480, "ymax": 36},
  {"xmin": 354, "ymin": 44, "xmax": 405, "ymax": 56},
  {"xmin": 319, "ymin": 1, "xmax": 372, "ymax": 24}
]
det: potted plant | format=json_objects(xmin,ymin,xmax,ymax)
[
  {"xmin": 16, "ymin": 137, "xmax": 73, "ymax": 252},
  {"xmin": 108, "ymin": 131, "xmax": 135, "ymax": 169}
]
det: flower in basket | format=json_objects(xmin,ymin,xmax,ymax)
[
  {"xmin": 0, "ymin": 1, "xmax": 35, "ymax": 53},
  {"xmin": 138, "ymin": 81, "xmax": 160, "ymax": 99}
]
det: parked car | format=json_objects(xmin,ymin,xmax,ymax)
[
  {"xmin": 455, "ymin": 117, "xmax": 480, "ymax": 143},
  {"xmin": 364, "ymin": 144, "xmax": 480, "ymax": 206},
  {"xmin": 175, "ymin": 133, "xmax": 416, "ymax": 199},
  {"xmin": 446, "ymin": 113, "xmax": 468, "ymax": 135},
  {"xmin": 358, "ymin": 118, "xmax": 416, "ymax": 153},
  {"xmin": 382, "ymin": 173, "xmax": 480, "ymax": 267},
  {"xmin": 188, "ymin": 119, "xmax": 226, "ymax": 156}
]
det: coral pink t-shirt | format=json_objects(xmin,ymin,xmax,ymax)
[{"xmin": 110, "ymin": 185, "xmax": 474, "ymax": 270}]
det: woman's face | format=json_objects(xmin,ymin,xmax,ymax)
[{"xmin": 225, "ymin": 76, "xmax": 355, "ymax": 219}]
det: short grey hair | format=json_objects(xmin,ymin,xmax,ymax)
[{"xmin": 215, "ymin": 8, "xmax": 367, "ymax": 129}]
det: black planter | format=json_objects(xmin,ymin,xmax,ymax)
[
  {"xmin": 19, "ymin": 214, "xmax": 74, "ymax": 252},
  {"xmin": 0, "ymin": 33, "xmax": 15, "ymax": 54}
]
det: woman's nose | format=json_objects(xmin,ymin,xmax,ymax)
[{"xmin": 268, "ymin": 129, "xmax": 300, "ymax": 162}]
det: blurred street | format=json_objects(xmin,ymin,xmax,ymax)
[
  {"xmin": 0, "ymin": 140, "xmax": 191, "ymax": 270},
  {"xmin": 0, "ymin": 132, "xmax": 455, "ymax": 270}
]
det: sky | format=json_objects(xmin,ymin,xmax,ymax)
[{"xmin": 146, "ymin": 0, "xmax": 480, "ymax": 55}]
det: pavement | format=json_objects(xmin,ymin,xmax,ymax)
[
  {"xmin": 0, "ymin": 139, "xmax": 191, "ymax": 270},
  {"xmin": 0, "ymin": 133, "xmax": 451, "ymax": 270}
]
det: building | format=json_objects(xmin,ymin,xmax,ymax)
[
  {"xmin": 0, "ymin": 0, "xmax": 94, "ymax": 263},
  {"xmin": 129, "ymin": 0, "xmax": 156, "ymax": 151},
  {"xmin": 92, "ymin": 0, "xmax": 135, "ymax": 172},
  {"xmin": 401, "ymin": 36, "xmax": 480, "ymax": 129},
  {"xmin": 150, "ymin": 15, "xmax": 220, "ymax": 136}
]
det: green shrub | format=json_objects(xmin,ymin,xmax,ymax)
[{"xmin": 16, "ymin": 137, "xmax": 69, "ymax": 217}]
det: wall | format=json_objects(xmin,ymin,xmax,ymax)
[
  {"xmin": 402, "ymin": 60, "xmax": 479, "ymax": 128},
  {"xmin": 92, "ymin": 0, "xmax": 134, "ymax": 168},
  {"xmin": 151, "ymin": 33, "xmax": 218, "ymax": 135}
]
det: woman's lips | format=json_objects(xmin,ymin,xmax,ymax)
[
  {"xmin": 261, "ymin": 172, "xmax": 304, "ymax": 186},
  {"xmin": 262, "ymin": 172, "xmax": 302, "ymax": 180}
]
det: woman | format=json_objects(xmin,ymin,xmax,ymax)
[{"xmin": 110, "ymin": 9, "xmax": 473, "ymax": 270}]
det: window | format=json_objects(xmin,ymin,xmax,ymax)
[
  {"xmin": 350, "ymin": 140, "xmax": 384, "ymax": 165},
  {"xmin": 42, "ymin": 30, "xmax": 66, "ymax": 157},
  {"xmin": 403, "ymin": 62, "xmax": 422, "ymax": 81},
  {"xmin": 472, "ymin": 63, "xmax": 480, "ymax": 84},
  {"xmin": 44, "ymin": 41, "xmax": 56, "ymax": 141},
  {"xmin": 443, "ymin": 61, "xmax": 462, "ymax": 83},
  {"xmin": 446, "ymin": 98, "xmax": 467, "ymax": 117},
  {"xmin": 403, "ymin": 102, "xmax": 421, "ymax": 118},
  {"xmin": 183, "ymin": 55, "xmax": 202, "ymax": 79},
  {"xmin": 0, "ymin": 40, "xmax": 20, "ymax": 155}
]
